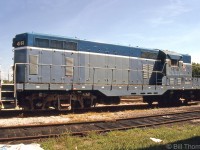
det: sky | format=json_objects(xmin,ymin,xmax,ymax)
[{"xmin": 0, "ymin": 0, "xmax": 200, "ymax": 79}]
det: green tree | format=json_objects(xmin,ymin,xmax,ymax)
[{"xmin": 192, "ymin": 62, "xmax": 200, "ymax": 77}]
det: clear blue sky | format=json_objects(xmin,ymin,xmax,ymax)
[{"xmin": 1, "ymin": 0, "xmax": 200, "ymax": 79}]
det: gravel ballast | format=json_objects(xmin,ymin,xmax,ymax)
[{"xmin": 0, "ymin": 104, "xmax": 199, "ymax": 127}]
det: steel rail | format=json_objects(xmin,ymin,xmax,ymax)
[{"xmin": 0, "ymin": 110, "xmax": 199, "ymax": 142}]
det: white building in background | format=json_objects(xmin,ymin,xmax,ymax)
[
  {"xmin": 0, "ymin": 65, "xmax": 13, "ymax": 83},
  {"xmin": 7, "ymin": 66, "xmax": 13, "ymax": 81}
]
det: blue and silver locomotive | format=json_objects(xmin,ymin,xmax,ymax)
[{"xmin": 11, "ymin": 33, "xmax": 199, "ymax": 110}]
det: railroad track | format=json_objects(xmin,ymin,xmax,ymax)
[
  {"xmin": 0, "ymin": 110, "xmax": 199, "ymax": 143},
  {"xmin": 0, "ymin": 101, "xmax": 199, "ymax": 118},
  {"xmin": 0, "ymin": 104, "xmax": 149, "ymax": 118},
  {"xmin": 0, "ymin": 103, "xmax": 162, "ymax": 118}
]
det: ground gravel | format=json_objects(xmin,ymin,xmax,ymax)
[{"xmin": 0, "ymin": 103, "xmax": 199, "ymax": 127}]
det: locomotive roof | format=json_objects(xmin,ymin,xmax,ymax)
[
  {"xmin": 13, "ymin": 32, "xmax": 158, "ymax": 51},
  {"xmin": 13, "ymin": 33, "xmax": 191, "ymax": 63}
]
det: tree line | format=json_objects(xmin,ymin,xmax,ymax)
[{"xmin": 192, "ymin": 62, "xmax": 200, "ymax": 77}]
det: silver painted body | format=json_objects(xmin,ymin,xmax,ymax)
[{"xmin": 14, "ymin": 46, "xmax": 195, "ymax": 97}]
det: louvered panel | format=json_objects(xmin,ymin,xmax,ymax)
[
  {"xmin": 170, "ymin": 78, "xmax": 174, "ymax": 85},
  {"xmin": 29, "ymin": 55, "xmax": 38, "ymax": 75},
  {"xmin": 177, "ymin": 78, "xmax": 182, "ymax": 85},
  {"xmin": 148, "ymin": 64, "xmax": 154, "ymax": 78},
  {"xmin": 65, "ymin": 57, "xmax": 74, "ymax": 76},
  {"xmin": 143, "ymin": 64, "xmax": 148, "ymax": 79}
]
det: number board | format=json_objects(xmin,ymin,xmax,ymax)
[
  {"xmin": 16, "ymin": 41, "xmax": 25, "ymax": 46},
  {"xmin": 13, "ymin": 40, "xmax": 26, "ymax": 47}
]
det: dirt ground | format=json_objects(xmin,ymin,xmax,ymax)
[{"xmin": 0, "ymin": 102, "xmax": 199, "ymax": 127}]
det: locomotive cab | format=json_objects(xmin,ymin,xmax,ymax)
[{"xmin": 157, "ymin": 50, "xmax": 190, "ymax": 86}]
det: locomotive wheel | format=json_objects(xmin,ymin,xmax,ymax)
[
  {"xmin": 143, "ymin": 96, "xmax": 155, "ymax": 107},
  {"xmin": 71, "ymin": 100, "xmax": 81, "ymax": 109},
  {"xmin": 51, "ymin": 101, "xmax": 59, "ymax": 110},
  {"xmin": 83, "ymin": 99, "xmax": 92, "ymax": 108},
  {"xmin": 19, "ymin": 99, "xmax": 32, "ymax": 110},
  {"xmin": 147, "ymin": 101, "xmax": 153, "ymax": 107},
  {"xmin": 34, "ymin": 99, "xmax": 43, "ymax": 109},
  {"xmin": 158, "ymin": 100, "xmax": 166, "ymax": 107},
  {"xmin": 182, "ymin": 99, "xmax": 189, "ymax": 105},
  {"xmin": 173, "ymin": 99, "xmax": 182, "ymax": 106}
]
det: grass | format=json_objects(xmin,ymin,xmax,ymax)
[{"xmin": 41, "ymin": 123, "xmax": 200, "ymax": 150}]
